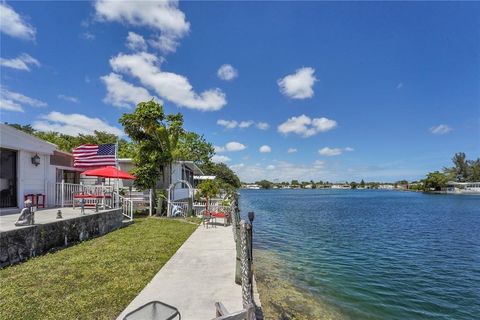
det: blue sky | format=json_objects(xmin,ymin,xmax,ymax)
[{"xmin": 1, "ymin": 1, "xmax": 479, "ymax": 182}]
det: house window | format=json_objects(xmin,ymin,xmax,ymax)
[
  {"xmin": 56, "ymin": 169, "xmax": 80, "ymax": 184},
  {"xmin": 0, "ymin": 148, "xmax": 17, "ymax": 208},
  {"xmin": 181, "ymin": 165, "xmax": 193, "ymax": 188}
]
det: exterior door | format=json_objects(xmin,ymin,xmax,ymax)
[{"xmin": 0, "ymin": 148, "xmax": 17, "ymax": 208}]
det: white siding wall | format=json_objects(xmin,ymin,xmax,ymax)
[
  {"xmin": 16, "ymin": 151, "xmax": 55, "ymax": 209},
  {"xmin": 1, "ymin": 124, "xmax": 57, "ymax": 209}
]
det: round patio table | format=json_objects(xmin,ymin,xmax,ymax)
[{"xmin": 123, "ymin": 301, "xmax": 180, "ymax": 320}]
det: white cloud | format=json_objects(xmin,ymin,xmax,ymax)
[
  {"xmin": 33, "ymin": 111, "xmax": 123, "ymax": 136},
  {"xmin": 101, "ymin": 72, "xmax": 156, "ymax": 108},
  {"xmin": 0, "ymin": 99, "xmax": 23, "ymax": 112},
  {"xmin": 225, "ymin": 141, "xmax": 246, "ymax": 152},
  {"xmin": 148, "ymin": 34, "xmax": 180, "ymax": 54},
  {"xmin": 430, "ymin": 124, "xmax": 452, "ymax": 135},
  {"xmin": 212, "ymin": 155, "xmax": 231, "ymax": 163},
  {"xmin": 278, "ymin": 114, "xmax": 337, "ymax": 137},
  {"xmin": 257, "ymin": 122, "xmax": 269, "ymax": 130},
  {"xmin": 287, "ymin": 148, "xmax": 297, "ymax": 153},
  {"xmin": 58, "ymin": 94, "xmax": 79, "ymax": 104},
  {"xmin": 217, "ymin": 119, "xmax": 238, "ymax": 129},
  {"xmin": 126, "ymin": 32, "xmax": 147, "ymax": 51},
  {"xmin": 217, "ymin": 64, "xmax": 238, "ymax": 81},
  {"xmin": 313, "ymin": 160, "xmax": 325, "ymax": 168},
  {"xmin": 95, "ymin": 0, "xmax": 190, "ymax": 54},
  {"xmin": 110, "ymin": 52, "xmax": 226, "ymax": 111},
  {"xmin": 0, "ymin": 53, "xmax": 39, "ymax": 71},
  {"xmin": 239, "ymin": 120, "xmax": 254, "ymax": 128},
  {"xmin": 0, "ymin": 3, "xmax": 36, "ymax": 40},
  {"xmin": 259, "ymin": 145, "xmax": 271, "ymax": 153},
  {"xmin": 218, "ymin": 119, "xmax": 267, "ymax": 130},
  {"xmin": 318, "ymin": 147, "xmax": 354, "ymax": 156},
  {"xmin": 82, "ymin": 31, "xmax": 95, "ymax": 40},
  {"xmin": 214, "ymin": 145, "xmax": 225, "ymax": 153},
  {"xmin": 277, "ymin": 67, "xmax": 317, "ymax": 99},
  {"xmin": 318, "ymin": 147, "xmax": 343, "ymax": 156},
  {"xmin": 0, "ymin": 88, "xmax": 47, "ymax": 112},
  {"xmin": 230, "ymin": 163, "xmax": 244, "ymax": 169},
  {"xmin": 266, "ymin": 165, "xmax": 275, "ymax": 170}
]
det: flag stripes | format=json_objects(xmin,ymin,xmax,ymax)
[{"xmin": 73, "ymin": 144, "xmax": 116, "ymax": 167}]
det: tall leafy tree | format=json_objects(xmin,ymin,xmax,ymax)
[
  {"xmin": 119, "ymin": 100, "xmax": 184, "ymax": 191},
  {"xmin": 424, "ymin": 171, "xmax": 449, "ymax": 191},
  {"xmin": 446, "ymin": 152, "xmax": 469, "ymax": 181},
  {"xmin": 173, "ymin": 131, "xmax": 214, "ymax": 165},
  {"xmin": 200, "ymin": 162, "xmax": 241, "ymax": 189},
  {"xmin": 467, "ymin": 158, "xmax": 480, "ymax": 181}
]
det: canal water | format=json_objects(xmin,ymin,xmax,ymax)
[{"xmin": 240, "ymin": 189, "xmax": 480, "ymax": 320}]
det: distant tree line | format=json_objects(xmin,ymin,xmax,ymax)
[
  {"xmin": 242, "ymin": 152, "xmax": 479, "ymax": 192},
  {"xmin": 244, "ymin": 178, "xmax": 392, "ymax": 190}
]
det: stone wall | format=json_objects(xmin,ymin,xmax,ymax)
[{"xmin": 0, "ymin": 209, "xmax": 124, "ymax": 268}]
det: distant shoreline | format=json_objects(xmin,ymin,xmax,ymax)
[{"xmin": 240, "ymin": 188, "xmax": 480, "ymax": 196}]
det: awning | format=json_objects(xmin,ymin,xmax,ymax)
[{"xmin": 194, "ymin": 175, "xmax": 216, "ymax": 180}]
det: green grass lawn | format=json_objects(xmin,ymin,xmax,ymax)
[{"xmin": 0, "ymin": 218, "xmax": 198, "ymax": 320}]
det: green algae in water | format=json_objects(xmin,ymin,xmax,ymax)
[{"xmin": 254, "ymin": 249, "xmax": 345, "ymax": 320}]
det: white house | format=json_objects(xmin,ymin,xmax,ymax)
[
  {"xmin": 117, "ymin": 158, "xmax": 204, "ymax": 201},
  {"xmin": 0, "ymin": 124, "xmax": 81, "ymax": 214}
]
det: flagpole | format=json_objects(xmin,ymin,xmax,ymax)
[{"xmin": 115, "ymin": 139, "xmax": 119, "ymax": 208}]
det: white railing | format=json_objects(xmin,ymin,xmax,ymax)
[
  {"xmin": 117, "ymin": 193, "xmax": 134, "ymax": 221},
  {"xmin": 55, "ymin": 181, "xmax": 113, "ymax": 207},
  {"xmin": 54, "ymin": 181, "xmax": 153, "ymax": 219},
  {"xmin": 192, "ymin": 199, "xmax": 233, "ymax": 217},
  {"xmin": 169, "ymin": 201, "xmax": 190, "ymax": 217}
]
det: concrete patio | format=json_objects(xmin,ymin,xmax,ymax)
[
  {"xmin": 117, "ymin": 224, "xmax": 243, "ymax": 320},
  {"xmin": 0, "ymin": 207, "xmax": 114, "ymax": 232}
]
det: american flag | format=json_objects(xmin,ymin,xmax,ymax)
[{"xmin": 73, "ymin": 144, "xmax": 116, "ymax": 167}]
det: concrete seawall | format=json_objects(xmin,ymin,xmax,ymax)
[{"xmin": 0, "ymin": 208, "xmax": 124, "ymax": 268}]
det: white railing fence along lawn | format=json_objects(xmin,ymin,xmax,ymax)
[
  {"xmin": 50, "ymin": 180, "xmax": 152, "ymax": 220},
  {"xmin": 54, "ymin": 180, "xmax": 113, "ymax": 207}
]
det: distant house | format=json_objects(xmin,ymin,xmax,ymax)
[
  {"xmin": 0, "ymin": 124, "xmax": 80, "ymax": 214},
  {"xmin": 445, "ymin": 181, "xmax": 480, "ymax": 195},
  {"xmin": 378, "ymin": 184, "xmax": 395, "ymax": 190},
  {"xmin": 331, "ymin": 184, "xmax": 351, "ymax": 189},
  {"xmin": 116, "ymin": 158, "xmax": 204, "ymax": 201},
  {"xmin": 242, "ymin": 184, "xmax": 260, "ymax": 189}
]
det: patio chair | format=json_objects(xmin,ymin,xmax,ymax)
[
  {"xmin": 210, "ymin": 206, "xmax": 231, "ymax": 227},
  {"xmin": 201, "ymin": 209, "xmax": 216, "ymax": 228},
  {"xmin": 123, "ymin": 300, "xmax": 180, "ymax": 320},
  {"xmin": 212, "ymin": 302, "xmax": 254, "ymax": 320}
]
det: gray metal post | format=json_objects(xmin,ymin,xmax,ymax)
[{"xmin": 61, "ymin": 179, "xmax": 65, "ymax": 208}]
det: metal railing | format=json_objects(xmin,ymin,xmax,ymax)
[
  {"xmin": 169, "ymin": 201, "xmax": 190, "ymax": 217},
  {"xmin": 55, "ymin": 181, "xmax": 113, "ymax": 207},
  {"xmin": 117, "ymin": 193, "xmax": 134, "ymax": 221}
]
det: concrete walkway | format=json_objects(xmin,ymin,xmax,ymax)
[{"xmin": 117, "ymin": 223, "xmax": 243, "ymax": 320}]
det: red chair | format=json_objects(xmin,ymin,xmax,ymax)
[
  {"xmin": 24, "ymin": 194, "xmax": 37, "ymax": 206},
  {"xmin": 36, "ymin": 194, "xmax": 45, "ymax": 208},
  {"xmin": 210, "ymin": 207, "xmax": 231, "ymax": 226}
]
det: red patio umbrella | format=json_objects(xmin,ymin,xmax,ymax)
[{"xmin": 82, "ymin": 166, "xmax": 136, "ymax": 180}]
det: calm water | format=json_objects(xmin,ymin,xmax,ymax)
[{"xmin": 239, "ymin": 189, "xmax": 480, "ymax": 320}]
